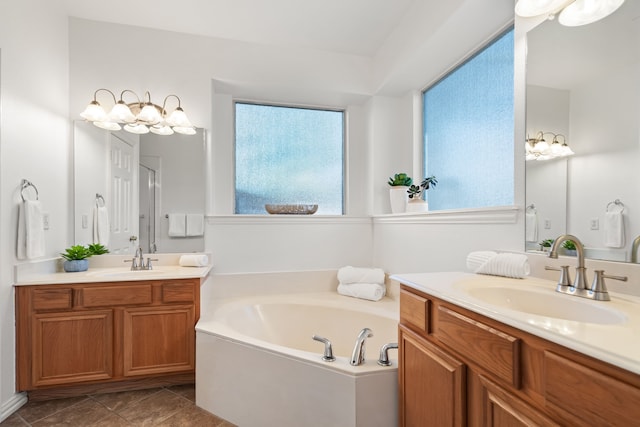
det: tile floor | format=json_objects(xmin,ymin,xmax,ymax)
[{"xmin": 0, "ymin": 384, "xmax": 235, "ymax": 426}]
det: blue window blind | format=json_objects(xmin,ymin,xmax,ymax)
[
  {"xmin": 424, "ymin": 28, "xmax": 514, "ymax": 210},
  {"xmin": 235, "ymin": 103, "xmax": 344, "ymax": 214}
]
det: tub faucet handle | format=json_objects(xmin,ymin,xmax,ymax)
[
  {"xmin": 312, "ymin": 335, "xmax": 335, "ymax": 362},
  {"xmin": 377, "ymin": 342, "xmax": 398, "ymax": 366}
]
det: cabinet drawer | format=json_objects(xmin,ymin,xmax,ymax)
[
  {"xmin": 400, "ymin": 289, "xmax": 430, "ymax": 334},
  {"xmin": 82, "ymin": 285, "xmax": 152, "ymax": 307},
  {"xmin": 32, "ymin": 289, "xmax": 73, "ymax": 311},
  {"xmin": 435, "ymin": 305, "xmax": 520, "ymax": 388},
  {"xmin": 544, "ymin": 351, "xmax": 640, "ymax": 426},
  {"xmin": 162, "ymin": 282, "xmax": 195, "ymax": 303}
]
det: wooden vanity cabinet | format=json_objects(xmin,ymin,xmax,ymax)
[
  {"xmin": 398, "ymin": 286, "xmax": 640, "ymax": 427},
  {"xmin": 16, "ymin": 278, "xmax": 200, "ymax": 398}
]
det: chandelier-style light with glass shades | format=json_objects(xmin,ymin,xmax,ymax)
[
  {"xmin": 525, "ymin": 131, "xmax": 575, "ymax": 161},
  {"xmin": 515, "ymin": 0, "xmax": 625, "ymax": 26},
  {"xmin": 80, "ymin": 89, "xmax": 196, "ymax": 136}
]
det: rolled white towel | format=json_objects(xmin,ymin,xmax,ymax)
[
  {"xmin": 337, "ymin": 266, "xmax": 386, "ymax": 285},
  {"xmin": 466, "ymin": 251, "xmax": 498, "ymax": 272},
  {"xmin": 475, "ymin": 253, "xmax": 530, "ymax": 279},
  {"xmin": 179, "ymin": 254, "xmax": 209, "ymax": 267},
  {"xmin": 337, "ymin": 283, "xmax": 386, "ymax": 302}
]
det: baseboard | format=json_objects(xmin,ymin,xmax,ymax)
[{"xmin": 0, "ymin": 392, "xmax": 27, "ymax": 423}]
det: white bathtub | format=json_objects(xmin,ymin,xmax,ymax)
[{"xmin": 196, "ymin": 292, "xmax": 399, "ymax": 427}]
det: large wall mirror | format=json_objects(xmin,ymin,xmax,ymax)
[
  {"xmin": 73, "ymin": 121, "xmax": 206, "ymax": 254},
  {"xmin": 525, "ymin": 1, "xmax": 639, "ymax": 262}
]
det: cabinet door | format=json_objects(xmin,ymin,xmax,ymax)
[
  {"xmin": 399, "ymin": 326, "xmax": 466, "ymax": 427},
  {"xmin": 122, "ymin": 305, "xmax": 195, "ymax": 376},
  {"xmin": 32, "ymin": 310, "xmax": 113, "ymax": 387},
  {"xmin": 476, "ymin": 375, "xmax": 560, "ymax": 427}
]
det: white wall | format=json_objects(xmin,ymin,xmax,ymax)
[{"xmin": 0, "ymin": 0, "xmax": 70, "ymax": 418}]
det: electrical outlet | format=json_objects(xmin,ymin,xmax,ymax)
[
  {"xmin": 544, "ymin": 219, "xmax": 551, "ymax": 229},
  {"xmin": 43, "ymin": 213, "xmax": 50, "ymax": 230},
  {"xmin": 590, "ymin": 218, "xmax": 599, "ymax": 230},
  {"xmin": 82, "ymin": 214, "xmax": 88, "ymax": 229}
]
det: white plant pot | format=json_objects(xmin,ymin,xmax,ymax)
[
  {"xmin": 389, "ymin": 186, "xmax": 409, "ymax": 214},
  {"xmin": 406, "ymin": 199, "xmax": 428, "ymax": 213}
]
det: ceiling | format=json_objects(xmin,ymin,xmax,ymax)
[{"xmin": 61, "ymin": 0, "xmax": 417, "ymax": 57}]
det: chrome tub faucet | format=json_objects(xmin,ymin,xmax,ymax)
[{"xmin": 350, "ymin": 328, "xmax": 373, "ymax": 366}]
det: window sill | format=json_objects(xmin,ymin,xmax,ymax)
[
  {"xmin": 372, "ymin": 205, "xmax": 519, "ymax": 224},
  {"xmin": 207, "ymin": 206, "xmax": 519, "ymax": 225}
]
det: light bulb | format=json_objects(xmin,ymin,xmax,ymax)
[
  {"xmin": 165, "ymin": 107, "xmax": 193, "ymax": 128},
  {"xmin": 150, "ymin": 124, "xmax": 174, "ymax": 136},
  {"xmin": 173, "ymin": 126, "xmax": 197, "ymax": 135},
  {"xmin": 93, "ymin": 121, "xmax": 121, "ymax": 131},
  {"xmin": 137, "ymin": 104, "xmax": 162, "ymax": 125}
]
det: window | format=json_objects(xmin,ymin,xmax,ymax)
[
  {"xmin": 424, "ymin": 28, "xmax": 514, "ymax": 211},
  {"xmin": 235, "ymin": 102, "xmax": 344, "ymax": 214}
]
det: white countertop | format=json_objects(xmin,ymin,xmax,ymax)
[
  {"xmin": 391, "ymin": 272, "xmax": 640, "ymax": 376},
  {"xmin": 14, "ymin": 254, "xmax": 213, "ymax": 286}
]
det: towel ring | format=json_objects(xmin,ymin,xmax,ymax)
[
  {"xmin": 95, "ymin": 193, "xmax": 106, "ymax": 208},
  {"xmin": 606, "ymin": 199, "xmax": 625, "ymax": 213},
  {"xmin": 526, "ymin": 203, "xmax": 536, "ymax": 213},
  {"xmin": 20, "ymin": 179, "xmax": 39, "ymax": 202}
]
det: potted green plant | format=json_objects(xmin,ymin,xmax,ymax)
[
  {"xmin": 406, "ymin": 176, "xmax": 437, "ymax": 212},
  {"xmin": 87, "ymin": 243, "xmax": 109, "ymax": 255},
  {"xmin": 539, "ymin": 239, "xmax": 554, "ymax": 252},
  {"xmin": 562, "ymin": 240, "xmax": 577, "ymax": 256},
  {"xmin": 388, "ymin": 173, "xmax": 413, "ymax": 214},
  {"xmin": 60, "ymin": 245, "xmax": 93, "ymax": 272}
]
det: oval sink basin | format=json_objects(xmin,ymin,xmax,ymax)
[{"xmin": 465, "ymin": 286, "xmax": 627, "ymax": 325}]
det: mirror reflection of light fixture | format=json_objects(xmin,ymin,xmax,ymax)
[
  {"xmin": 525, "ymin": 131, "xmax": 575, "ymax": 161},
  {"xmin": 80, "ymin": 89, "xmax": 196, "ymax": 136},
  {"xmin": 515, "ymin": 0, "xmax": 625, "ymax": 26}
]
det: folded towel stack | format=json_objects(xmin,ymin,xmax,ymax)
[
  {"xmin": 466, "ymin": 251, "xmax": 530, "ymax": 279},
  {"xmin": 337, "ymin": 266, "xmax": 386, "ymax": 301},
  {"xmin": 179, "ymin": 254, "xmax": 209, "ymax": 267}
]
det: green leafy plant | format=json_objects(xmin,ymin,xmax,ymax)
[
  {"xmin": 60, "ymin": 245, "xmax": 93, "ymax": 261},
  {"xmin": 407, "ymin": 176, "xmax": 438, "ymax": 200},
  {"xmin": 87, "ymin": 243, "xmax": 109, "ymax": 255},
  {"xmin": 562, "ymin": 240, "xmax": 576, "ymax": 251},
  {"xmin": 388, "ymin": 173, "xmax": 413, "ymax": 187},
  {"xmin": 540, "ymin": 239, "xmax": 554, "ymax": 248}
]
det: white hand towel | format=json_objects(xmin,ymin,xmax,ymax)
[
  {"xmin": 525, "ymin": 212, "xmax": 538, "ymax": 242},
  {"xmin": 475, "ymin": 252, "xmax": 530, "ymax": 279},
  {"xmin": 466, "ymin": 251, "xmax": 498, "ymax": 272},
  {"xmin": 168, "ymin": 213, "xmax": 186, "ymax": 237},
  {"xmin": 337, "ymin": 283, "xmax": 386, "ymax": 302},
  {"xmin": 93, "ymin": 206, "xmax": 110, "ymax": 246},
  {"xmin": 604, "ymin": 211, "xmax": 624, "ymax": 248},
  {"xmin": 17, "ymin": 200, "xmax": 45, "ymax": 260},
  {"xmin": 337, "ymin": 266, "xmax": 386, "ymax": 285},
  {"xmin": 186, "ymin": 214, "xmax": 204, "ymax": 237},
  {"xmin": 179, "ymin": 254, "xmax": 209, "ymax": 267}
]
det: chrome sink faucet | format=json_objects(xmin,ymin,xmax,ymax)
[
  {"xmin": 350, "ymin": 328, "xmax": 373, "ymax": 366},
  {"xmin": 631, "ymin": 235, "xmax": 640, "ymax": 263},
  {"xmin": 548, "ymin": 234, "xmax": 627, "ymax": 301},
  {"xmin": 125, "ymin": 246, "xmax": 156, "ymax": 270},
  {"xmin": 548, "ymin": 234, "xmax": 588, "ymax": 291}
]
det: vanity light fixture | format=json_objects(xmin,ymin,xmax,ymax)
[
  {"xmin": 515, "ymin": 0, "xmax": 625, "ymax": 26},
  {"xmin": 80, "ymin": 89, "xmax": 196, "ymax": 136},
  {"xmin": 525, "ymin": 131, "xmax": 574, "ymax": 161}
]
